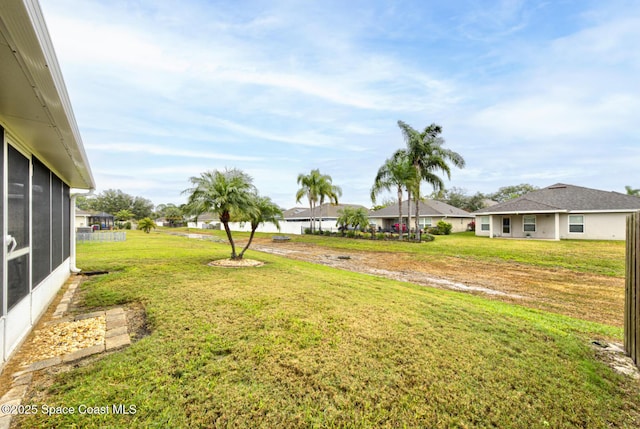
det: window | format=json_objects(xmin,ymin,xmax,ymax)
[
  {"xmin": 51, "ymin": 174, "xmax": 63, "ymax": 266},
  {"xmin": 33, "ymin": 157, "xmax": 51, "ymax": 287},
  {"xmin": 420, "ymin": 217, "xmax": 433, "ymax": 228},
  {"xmin": 7, "ymin": 144, "xmax": 31, "ymax": 309},
  {"xmin": 8, "ymin": 145, "xmax": 30, "ymax": 250},
  {"xmin": 523, "ymin": 215, "xmax": 536, "ymax": 232},
  {"xmin": 569, "ymin": 215, "xmax": 584, "ymax": 233},
  {"xmin": 63, "ymin": 183, "xmax": 70, "ymax": 259},
  {"xmin": 480, "ymin": 216, "xmax": 490, "ymax": 231}
]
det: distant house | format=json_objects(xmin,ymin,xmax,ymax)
[
  {"xmin": 473, "ymin": 183, "xmax": 640, "ymax": 240},
  {"xmin": 369, "ymin": 200, "xmax": 474, "ymax": 233},
  {"xmin": 186, "ymin": 212, "xmax": 221, "ymax": 229},
  {"xmin": 75, "ymin": 209, "xmax": 93, "ymax": 228},
  {"xmin": 284, "ymin": 203, "xmax": 369, "ymax": 224},
  {"xmin": 1, "ymin": 0, "xmax": 95, "ymax": 366}
]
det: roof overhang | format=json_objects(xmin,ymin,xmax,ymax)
[
  {"xmin": 0, "ymin": 0, "xmax": 94, "ymax": 189},
  {"xmin": 474, "ymin": 210, "xmax": 567, "ymax": 216},
  {"xmin": 475, "ymin": 209, "xmax": 640, "ymax": 216}
]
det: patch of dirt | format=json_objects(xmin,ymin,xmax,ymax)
[
  {"xmin": 208, "ymin": 258, "xmax": 264, "ymax": 267},
  {"xmin": 249, "ymin": 238, "xmax": 625, "ymax": 327}
]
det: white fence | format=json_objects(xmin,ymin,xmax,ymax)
[{"xmin": 76, "ymin": 232, "xmax": 127, "ymax": 242}]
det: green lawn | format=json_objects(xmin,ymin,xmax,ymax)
[
  {"xmin": 174, "ymin": 228, "xmax": 627, "ymax": 277},
  {"xmin": 21, "ymin": 231, "xmax": 639, "ymax": 428},
  {"xmin": 290, "ymin": 231, "xmax": 627, "ymax": 277}
]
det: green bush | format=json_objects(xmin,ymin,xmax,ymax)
[
  {"xmin": 304, "ymin": 228, "xmax": 312, "ymax": 235},
  {"xmin": 421, "ymin": 233, "xmax": 436, "ymax": 242},
  {"xmin": 429, "ymin": 221, "xmax": 453, "ymax": 235},
  {"xmin": 376, "ymin": 232, "xmax": 385, "ymax": 240}
]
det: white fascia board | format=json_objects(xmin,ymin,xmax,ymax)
[
  {"xmin": 473, "ymin": 210, "xmax": 567, "ymax": 216},
  {"xmin": 568, "ymin": 209, "xmax": 640, "ymax": 214}
]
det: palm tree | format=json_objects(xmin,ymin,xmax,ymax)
[
  {"xmin": 398, "ymin": 120, "xmax": 465, "ymax": 241},
  {"xmin": 138, "ymin": 217, "xmax": 156, "ymax": 233},
  {"xmin": 626, "ymin": 186, "xmax": 640, "ymax": 196},
  {"xmin": 237, "ymin": 195, "xmax": 283, "ymax": 259},
  {"xmin": 115, "ymin": 209, "xmax": 133, "ymax": 222},
  {"xmin": 317, "ymin": 178, "xmax": 342, "ymax": 232},
  {"xmin": 370, "ymin": 150, "xmax": 416, "ymax": 240},
  {"xmin": 184, "ymin": 168, "xmax": 256, "ymax": 260},
  {"xmin": 296, "ymin": 169, "xmax": 340, "ymax": 233},
  {"xmin": 336, "ymin": 207, "xmax": 369, "ymax": 236}
]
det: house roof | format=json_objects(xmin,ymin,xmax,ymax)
[
  {"xmin": 370, "ymin": 199, "xmax": 473, "ymax": 218},
  {"xmin": 0, "ymin": 0, "xmax": 94, "ymax": 189},
  {"xmin": 284, "ymin": 203, "xmax": 368, "ymax": 220},
  {"xmin": 473, "ymin": 183, "xmax": 640, "ymax": 215},
  {"xmin": 281, "ymin": 207, "xmax": 307, "ymax": 218}
]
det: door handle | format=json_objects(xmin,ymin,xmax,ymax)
[{"xmin": 6, "ymin": 234, "xmax": 17, "ymax": 254}]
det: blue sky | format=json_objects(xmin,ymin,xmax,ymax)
[{"xmin": 41, "ymin": 0, "xmax": 640, "ymax": 209}]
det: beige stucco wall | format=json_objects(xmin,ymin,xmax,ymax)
[
  {"xmin": 558, "ymin": 212, "xmax": 627, "ymax": 240},
  {"xmin": 369, "ymin": 216, "xmax": 472, "ymax": 233}
]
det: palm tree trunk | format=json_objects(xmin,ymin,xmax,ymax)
[
  {"xmin": 415, "ymin": 190, "xmax": 421, "ymax": 242},
  {"xmin": 407, "ymin": 189, "xmax": 412, "ymax": 240},
  {"xmin": 397, "ymin": 186, "xmax": 404, "ymax": 240},
  {"xmin": 221, "ymin": 218, "xmax": 237, "ymax": 259},
  {"xmin": 238, "ymin": 225, "xmax": 257, "ymax": 259}
]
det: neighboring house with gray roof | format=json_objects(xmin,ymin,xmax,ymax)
[
  {"xmin": 369, "ymin": 200, "xmax": 474, "ymax": 233},
  {"xmin": 284, "ymin": 203, "xmax": 368, "ymax": 223},
  {"xmin": 473, "ymin": 183, "xmax": 640, "ymax": 240}
]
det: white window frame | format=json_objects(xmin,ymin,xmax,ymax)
[
  {"xmin": 480, "ymin": 216, "xmax": 490, "ymax": 231},
  {"xmin": 568, "ymin": 215, "xmax": 585, "ymax": 234},
  {"xmin": 420, "ymin": 217, "xmax": 433, "ymax": 228},
  {"xmin": 523, "ymin": 215, "xmax": 536, "ymax": 233}
]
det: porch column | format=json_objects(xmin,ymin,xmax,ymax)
[
  {"xmin": 554, "ymin": 212, "xmax": 560, "ymax": 241},
  {"xmin": 489, "ymin": 215, "xmax": 494, "ymax": 239}
]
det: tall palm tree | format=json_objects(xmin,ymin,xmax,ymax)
[
  {"xmin": 370, "ymin": 150, "xmax": 416, "ymax": 240},
  {"xmin": 184, "ymin": 168, "xmax": 256, "ymax": 259},
  {"xmin": 398, "ymin": 120, "xmax": 465, "ymax": 241},
  {"xmin": 296, "ymin": 169, "xmax": 340, "ymax": 233},
  {"xmin": 317, "ymin": 178, "xmax": 342, "ymax": 232},
  {"xmin": 238, "ymin": 195, "xmax": 283, "ymax": 259}
]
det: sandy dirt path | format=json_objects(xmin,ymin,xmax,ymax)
[{"xmin": 249, "ymin": 237, "xmax": 624, "ymax": 327}]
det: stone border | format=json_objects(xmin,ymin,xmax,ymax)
[{"xmin": 0, "ymin": 282, "xmax": 131, "ymax": 429}]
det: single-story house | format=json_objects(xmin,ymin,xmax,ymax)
[
  {"xmin": 369, "ymin": 200, "xmax": 474, "ymax": 233},
  {"xmin": 75, "ymin": 208, "xmax": 93, "ymax": 228},
  {"xmin": 473, "ymin": 183, "xmax": 640, "ymax": 240},
  {"xmin": 1, "ymin": 0, "xmax": 95, "ymax": 367},
  {"xmin": 186, "ymin": 212, "xmax": 221, "ymax": 229},
  {"xmin": 284, "ymin": 203, "xmax": 369, "ymax": 223}
]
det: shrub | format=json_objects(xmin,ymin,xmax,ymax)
[
  {"xmin": 421, "ymin": 233, "xmax": 436, "ymax": 242},
  {"xmin": 304, "ymin": 228, "xmax": 312, "ymax": 235},
  {"xmin": 323, "ymin": 230, "xmax": 331, "ymax": 236},
  {"xmin": 346, "ymin": 230, "xmax": 356, "ymax": 238},
  {"xmin": 376, "ymin": 232, "xmax": 385, "ymax": 240},
  {"xmin": 430, "ymin": 221, "xmax": 453, "ymax": 235}
]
